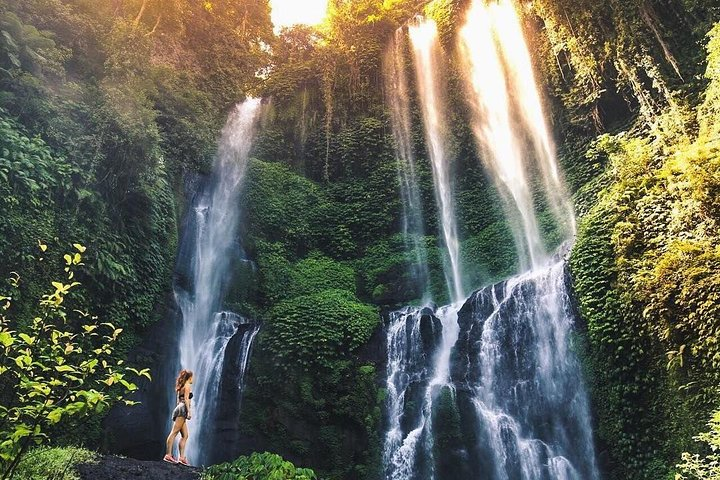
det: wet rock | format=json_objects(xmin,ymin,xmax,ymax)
[{"xmin": 419, "ymin": 312, "xmax": 442, "ymax": 354}]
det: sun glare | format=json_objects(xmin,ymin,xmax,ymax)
[{"xmin": 270, "ymin": 0, "xmax": 328, "ymax": 32}]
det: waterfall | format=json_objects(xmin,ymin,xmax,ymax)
[
  {"xmin": 383, "ymin": 29, "xmax": 431, "ymax": 301},
  {"xmin": 452, "ymin": 254, "xmax": 600, "ymax": 480},
  {"xmin": 409, "ymin": 19, "xmax": 464, "ymax": 303},
  {"xmin": 383, "ymin": 1, "xmax": 600, "ymax": 478},
  {"xmin": 382, "ymin": 21, "xmax": 466, "ymax": 478},
  {"xmin": 458, "ymin": 0, "xmax": 576, "ymax": 269},
  {"xmin": 450, "ymin": 2, "xmax": 599, "ymax": 476},
  {"xmin": 383, "ymin": 305, "xmax": 460, "ymax": 480},
  {"xmin": 171, "ymin": 99, "xmax": 263, "ymax": 465}
]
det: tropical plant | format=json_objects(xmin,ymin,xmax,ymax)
[
  {"xmin": 677, "ymin": 409, "xmax": 720, "ymax": 479},
  {"xmin": 202, "ymin": 452, "xmax": 317, "ymax": 480},
  {"xmin": 13, "ymin": 446, "xmax": 96, "ymax": 480},
  {"xmin": 0, "ymin": 243, "xmax": 149, "ymax": 480}
]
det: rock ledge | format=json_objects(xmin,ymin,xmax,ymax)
[{"xmin": 77, "ymin": 455, "xmax": 201, "ymax": 480}]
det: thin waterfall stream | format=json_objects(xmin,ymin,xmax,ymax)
[
  {"xmin": 409, "ymin": 19, "xmax": 464, "ymax": 303},
  {"xmin": 383, "ymin": 18, "xmax": 465, "ymax": 479},
  {"xmin": 382, "ymin": 2, "xmax": 601, "ymax": 479},
  {"xmin": 170, "ymin": 99, "xmax": 263, "ymax": 465},
  {"xmin": 384, "ymin": 29, "xmax": 431, "ymax": 301}
]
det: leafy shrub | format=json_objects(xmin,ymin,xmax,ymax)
[
  {"xmin": 13, "ymin": 446, "xmax": 96, "ymax": 480},
  {"xmin": 263, "ymin": 289, "xmax": 378, "ymax": 371},
  {"xmin": 0, "ymin": 245, "xmax": 149, "ymax": 478},
  {"xmin": 677, "ymin": 409, "xmax": 720, "ymax": 480},
  {"xmin": 202, "ymin": 452, "xmax": 316, "ymax": 480},
  {"xmin": 287, "ymin": 255, "xmax": 356, "ymax": 299}
]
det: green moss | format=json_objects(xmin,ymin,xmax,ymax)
[{"xmin": 263, "ymin": 289, "xmax": 378, "ymax": 371}]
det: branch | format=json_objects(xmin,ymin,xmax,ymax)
[
  {"xmin": 133, "ymin": 0, "xmax": 148, "ymax": 27},
  {"xmin": 640, "ymin": 2, "xmax": 684, "ymax": 82},
  {"xmin": 144, "ymin": 14, "xmax": 161, "ymax": 37}
]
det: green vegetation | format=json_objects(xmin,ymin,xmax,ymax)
[
  {"xmin": 0, "ymin": 247, "xmax": 148, "ymax": 479},
  {"xmin": 570, "ymin": 21, "xmax": 720, "ymax": 479},
  {"xmin": 202, "ymin": 452, "xmax": 316, "ymax": 480},
  {"xmin": 677, "ymin": 409, "xmax": 720, "ymax": 480},
  {"xmin": 1, "ymin": 0, "xmax": 720, "ymax": 479},
  {"xmin": 13, "ymin": 447, "xmax": 96, "ymax": 480}
]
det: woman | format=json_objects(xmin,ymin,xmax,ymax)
[{"xmin": 164, "ymin": 369, "xmax": 194, "ymax": 466}]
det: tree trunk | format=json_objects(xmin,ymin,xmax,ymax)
[{"xmin": 641, "ymin": 2, "xmax": 684, "ymax": 81}]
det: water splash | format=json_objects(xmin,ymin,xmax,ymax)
[
  {"xmin": 409, "ymin": 19, "xmax": 464, "ymax": 303},
  {"xmin": 383, "ymin": 304, "xmax": 461, "ymax": 480},
  {"xmin": 383, "ymin": 29, "xmax": 431, "ymax": 301},
  {"xmin": 454, "ymin": 255, "xmax": 600, "ymax": 480},
  {"xmin": 172, "ymin": 99, "xmax": 263, "ymax": 465}
]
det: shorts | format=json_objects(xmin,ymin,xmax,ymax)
[{"xmin": 172, "ymin": 403, "xmax": 187, "ymax": 421}]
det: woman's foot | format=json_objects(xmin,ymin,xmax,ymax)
[
  {"xmin": 162, "ymin": 454, "xmax": 177, "ymax": 464},
  {"xmin": 178, "ymin": 456, "xmax": 191, "ymax": 467}
]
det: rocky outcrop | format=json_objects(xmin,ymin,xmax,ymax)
[{"xmin": 78, "ymin": 456, "xmax": 200, "ymax": 480}]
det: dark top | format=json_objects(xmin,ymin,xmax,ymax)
[{"xmin": 178, "ymin": 390, "xmax": 193, "ymax": 402}]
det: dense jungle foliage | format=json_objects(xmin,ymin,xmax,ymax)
[{"xmin": 1, "ymin": 0, "xmax": 720, "ymax": 479}]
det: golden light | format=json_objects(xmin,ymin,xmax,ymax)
[{"xmin": 270, "ymin": 0, "xmax": 328, "ymax": 31}]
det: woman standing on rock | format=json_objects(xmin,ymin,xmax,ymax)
[{"xmin": 164, "ymin": 369, "xmax": 194, "ymax": 466}]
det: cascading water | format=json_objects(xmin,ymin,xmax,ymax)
[
  {"xmin": 171, "ymin": 99, "xmax": 263, "ymax": 465},
  {"xmin": 384, "ymin": 305, "xmax": 460, "ymax": 480},
  {"xmin": 383, "ymin": 20, "xmax": 465, "ymax": 480},
  {"xmin": 409, "ymin": 19, "xmax": 464, "ymax": 303},
  {"xmin": 383, "ymin": 2, "xmax": 600, "ymax": 479},
  {"xmin": 451, "ymin": 252, "xmax": 600, "ymax": 480},
  {"xmin": 383, "ymin": 29, "xmax": 431, "ymax": 301}
]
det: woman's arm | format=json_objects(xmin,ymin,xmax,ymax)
[{"xmin": 184, "ymin": 384, "xmax": 192, "ymax": 419}]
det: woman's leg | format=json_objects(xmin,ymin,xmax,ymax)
[
  {"xmin": 179, "ymin": 421, "xmax": 189, "ymax": 459},
  {"xmin": 165, "ymin": 417, "xmax": 185, "ymax": 456}
]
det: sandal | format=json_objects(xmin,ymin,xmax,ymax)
[
  {"xmin": 162, "ymin": 454, "xmax": 177, "ymax": 464},
  {"xmin": 178, "ymin": 456, "xmax": 191, "ymax": 467}
]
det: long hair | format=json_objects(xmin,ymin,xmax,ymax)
[{"xmin": 175, "ymin": 369, "xmax": 193, "ymax": 393}]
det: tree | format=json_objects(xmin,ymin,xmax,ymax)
[{"xmin": 0, "ymin": 243, "xmax": 150, "ymax": 480}]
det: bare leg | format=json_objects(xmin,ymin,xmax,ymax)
[
  {"xmin": 165, "ymin": 417, "xmax": 185, "ymax": 456},
  {"xmin": 179, "ymin": 421, "xmax": 189, "ymax": 459}
]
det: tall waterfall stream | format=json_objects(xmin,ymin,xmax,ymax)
[
  {"xmin": 382, "ymin": 1, "xmax": 601, "ymax": 478},
  {"xmin": 170, "ymin": 99, "xmax": 263, "ymax": 465}
]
